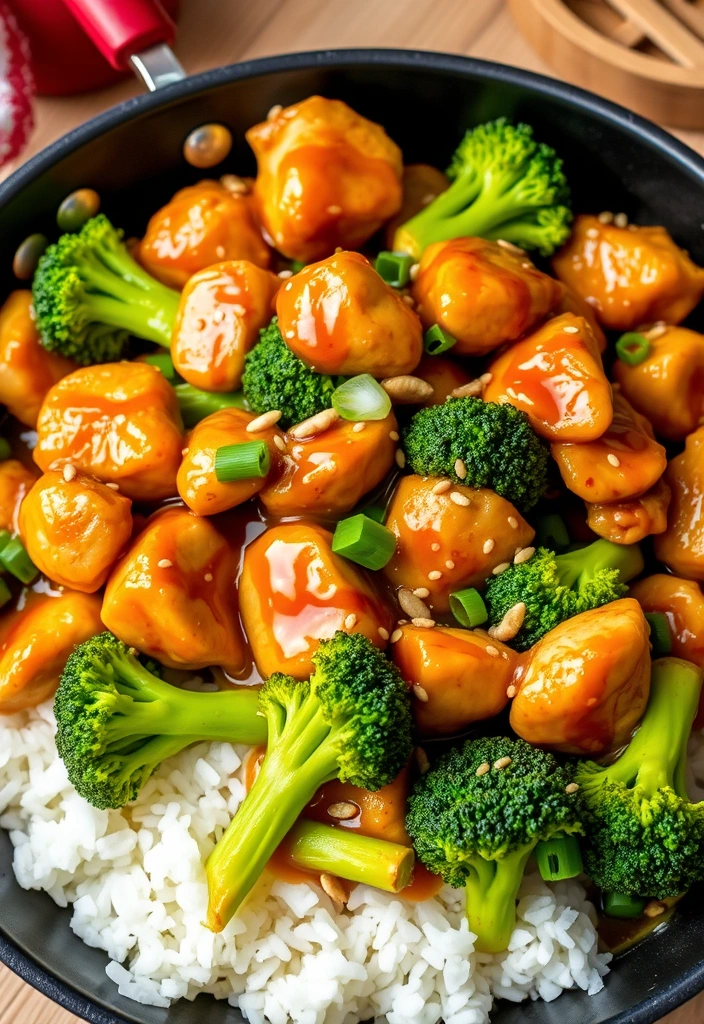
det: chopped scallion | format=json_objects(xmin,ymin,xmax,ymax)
[
  {"xmin": 375, "ymin": 251, "xmax": 415, "ymax": 288},
  {"xmin": 331, "ymin": 514, "xmax": 397, "ymax": 570},
  {"xmin": 0, "ymin": 537, "xmax": 38, "ymax": 584},
  {"xmin": 603, "ymin": 892, "xmax": 646, "ymax": 919},
  {"xmin": 214, "ymin": 441, "xmax": 270, "ymax": 483},
  {"xmin": 332, "ymin": 375, "xmax": 392, "ymax": 421},
  {"xmin": 616, "ymin": 332, "xmax": 650, "ymax": 366},
  {"xmin": 644, "ymin": 612, "xmax": 672, "ymax": 657},
  {"xmin": 362, "ymin": 505, "xmax": 386, "ymax": 524},
  {"xmin": 423, "ymin": 324, "xmax": 457, "ymax": 356},
  {"xmin": 290, "ymin": 260, "xmax": 306, "ymax": 274},
  {"xmin": 535, "ymin": 831, "xmax": 583, "ymax": 882},
  {"xmin": 449, "ymin": 588, "xmax": 488, "ymax": 628}
]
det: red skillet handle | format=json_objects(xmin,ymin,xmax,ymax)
[{"xmin": 60, "ymin": 0, "xmax": 176, "ymax": 70}]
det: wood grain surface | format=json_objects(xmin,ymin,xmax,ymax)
[{"xmin": 0, "ymin": 1, "xmax": 702, "ymax": 1021}]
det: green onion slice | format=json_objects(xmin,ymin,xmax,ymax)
[
  {"xmin": 214, "ymin": 441, "xmax": 270, "ymax": 483},
  {"xmin": 0, "ymin": 530, "xmax": 11, "ymax": 555},
  {"xmin": 290, "ymin": 260, "xmax": 306, "ymax": 274},
  {"xmin": 332, "ymin": 375, "xmax": 392, "ymax": 422},
  {"xmin": 534, "ymin": 514, "xmax": 570, "ymax": 552},
  {"xmin": 362, "ymin": 505, "xmax": 386, "ymax": 524},
  {"xmin": 615, "ymin": 332, "xmax": 650, "ymax": 366},
  {"xmin": 424, "ymin": 324, "xmax": 457, "ymax": 356},
  {"xmin": 0, "ymin": 577, "xmax": 10, "ymax": 609},
  {"xmin": 603, "ymin": 892, "xmax": 646, "ymax": 919},
  {"xmin": 0, "ymin": 537, "xmax": 38, "ymax": 584},
  {"xmin": 375, "ymin": 251, "xmax": 415, "ymax": 288},
  {"xmin": 535, "ymin": 831, "xmax": 583, "ymax": 882},
  {"xmin": 332, "ymin": 514, "xmax": 397, "ymax": 570},
  {"xmin": 143, "ymin": 352, "xmax": 179, "ymax": 382},
  {"xmin": 644, "ymin": 612, "xmax": 672, "ymax": 657},
  {"xmin": 0, "ymin": 439, "xmax": 10, "ymax": 462},
  {"xmin": 449, "ymin": 588, "xmax": 488, "ymax": 628}
]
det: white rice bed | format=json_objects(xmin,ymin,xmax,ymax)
[{"xmin": 0, "ymin": 704, "xmax": 617, "ymax": 1024}]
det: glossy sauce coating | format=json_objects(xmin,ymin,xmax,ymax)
[
  {"xmin": 586, "ymin": 477, "xmax": 671, "ymax": 546},
  {"xmin": 0, "ymin": 459, "xmax": 37, "ymax": 533},
  {"xmin": 484, "ymin": 313, "xmax": 613, "ymax": 442},
  {"xmin": 555, "ymin": 284, "xmax": 607, "ymax": 353},
  {"xmin": 383, "ymin": 475, "xmax": 534, "ymax": 613},
  {"xmin": 246, "ymin": 96, "xmax": 403, "ymax": 263},
  {"xmin": 510, "ymin": 599, "xmax": 651, "ymax": 756},
  {"xmin": 260, "ymin": 412, "xmax": 398, "ymax": 518},
  {"xmin": 34, "ymin": 362, "xmax": 184, "ymax": 502},
  {"xmin": 412, "ymin": 237, "xmax": 562, "ymax": 356},
  {"xmin": 613, "ymin": 326, "xmax": 704, "ymax": 442},
  {"xmin": 552, "ymin": 214, "xmax": 704, "ymax": 331},
  {"xmin": 0, "ymin": 589, "xmax": 103, "ymax": 713},
  {"xmin": 172, "ymin": 260, "xmax": 280, "ymax": 392},
  {"xmin": 655, "ymin": 427, "xmax": 704, "ymax": 580},
  {"xmin": 0, "ymin": 291, "xmax": 75, "ymax": 427},
  {"xmin": 384, "ymin": 163, "xmax": 449, "ymax": 250},
  {"xmin": 630, "ymin": 574, "xmax": 704, "ymax": 670},
  {"xmin": 239, "ymin": 522, "xmax": 393, "ymax": 679},
  {"xmin": 178, "ymin": 408, "xmax": 284, "ymax": 516},
  {"xmin": 102, "ymin": 506, "xmax": 245, "ymax": 673},
  {"xmin": 19, "ymin": 470, "xmax": 133, "ymax": 593},
  {"xmin": 138, "ymin": 180, "xmax": 271, "ymax": 288},
  {"xmin": 392, "ymin": 625, "xmax": 518, "ymax": 736},
  {"xmin": 276, "ymin": 251, "xmax": 423, "ymax": 377},
  {"xmin": 414, "ymin": 354, "xmax": 472, "ymax": 407},
  {"xmin": 552, "ymin": 394, "xmax": 666, "ymax": 503}
]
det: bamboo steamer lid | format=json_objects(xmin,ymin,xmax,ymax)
[{"xmin": 508, "ymin": 0, "xmax": 704, "ymax": 129}]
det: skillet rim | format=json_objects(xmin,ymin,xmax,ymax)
[{"xmin": 0, "ymin": 45, "xmax": 703, "ymax": 1024}]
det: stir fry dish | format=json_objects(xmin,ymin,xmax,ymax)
[{"xmin": 2, "ymin": 96, "xmax": 704, "ymax": 1024}]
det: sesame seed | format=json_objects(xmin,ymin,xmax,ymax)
[
  {"xmin": 563, "ymin": 325, "xmax": 579, "ymax": 334},
  {"xmin": 352, "ymin": 421, "xmax": 366, "ymax": 433},
  {"xmin": 247, "ymin": 410, "xmax": 282, "ymax": 432},
  {"xmin": 614, "ymin": 212, "xmax": 628, "ymax": 228},
  {"xmin": 389, "ymin": 430, "xmax": 400, "ymax": 441},
  {"xmin": 401, "ymin": 294, "xmax": 415, "ymax": 307},
  {"xmin": 285, "ymin": 281, "xmax": 293, "ymax": 291},
  {"xmin": 267, "ymin": 103, "xmax": 283, "ymax": 120},
  {"xmin": 344, "ymin": 613, "xmax": 357, "ymax": 630},
  {"xmin": 395, "ymin": 449, "xmax": 406, "ymax": 469},
  {"xmin": 273, "ymin": 435, "xmax": 286, "ymax": 451},
  {"xmin": 445, "ymin": 559, "xmax": 455, "ymax": 569},
  {"xmin": 409, "ymin": 263, "xmax": 420, "ymax": 281},
  {"xmin": 508, "ymin": 516, "xmax": 518, "ymax": 529},
  {"xmin": 644, "ymin": 324, "xmax": 667, "ymax": 341},
  {"xmin": 320, "ymin": 872, "xmax": 348, "ymax": 905},
  {"xmin": 492, "ymin": 562, "xmax": 511, "ymax": 575},
  {"xmin": 278, "ymin": 269, "xmax": 293, "ymax": 279},
  {"xmin": 413, "ymin": 684, "xmax": 429, "ymax": 702},
  {"xmin": 497, "ymin": 238, "xmax": 525, "ymax": 254},
  {"xmin": 378, "ymin": 626, "xmax": 390, "ymax": 641},
  {"xmin": 382, "ymin": 376, "xmax": 433, "ymax": 403},
  {"xmin": 62, "ymin": 463, "xmax": 76, "ymax": 482},
  {"xmin": 644, "ymin": 901, "xmax": 666, "ymax": 918},
  {"xmin": 182, "ymin": 448, "xmax": 189, "ymax": 456},
  {"xmin": 475, "ymin": 762, "xmax": 490, "ymax": 777},
  {"xmin": 486, "ymin": 645, "xmax": 499, "ymax": 657},
  {"xmin": 416, "ymin": 747, "xmax": 431, "ymax": 774},
  {"xmin": 586, "ymin": 227, "xmax": 599, "ymax": 239},
  {"xmin": 285, "ymin": 329, "xmax": 295, "ymax": 339},
  {"xmin": 431, "ymin": 542, "xmax": 440, "ymax": 551},
  {"xmin": 454, "ymin": 458, "xmax": 467, "ymax": 480},
  {"xmin": 607, "ymin": 453, "xmax": 621, "ymax": 467},
  {"xmin": 565, "ymin": 783, "xmax": 580, "ymax": 794},
  {"xmin": 204, "ymin": 573, "xmax": 213, "ymax": 582},
  {"xmin": 397, "ymin": 619, "xmax": 409, "ymax": 626},
  {"xmin": 514, "ymin": 547, "xmax": 535, "ymax": 565},
  {"xmin": 494, "ymin": 756, "xmax": 512, "ymax": 770},
  {"xmin": 483, "ymin": 539, "xmax": 495, "ymax": 554},
  {"xmin": 432, "ymin": 480, "xmax": 451, "ymax": 495},
  {"xmin": 411, "ymin": 617, "xmax": 436, "ymax": 629},
  {"xmin": 450, "ymin": 491, "xmax": 470, "ymax": 506},
  {"xmin": 598, "ymin": 211, "xmax": 614, "ymax": 224},
  {"xmin": 390, "ymin": 628, "xmax": 403, "ymax": 643},
  {"xmin": 213, "ymin": 308, "xmax": 225, "ymax": 324},
  {"xmin": 327, "ymin": 801, "xmax": 358, "ymax": 820},
  {"xmin": 215, "ymin": 245, "xmax": 226, "ymax": 258},
  {"xmin": 413, "ymin": 587, "xmax": 430, "ymax": 599},
  {"xmin": 488, "ymin": 602, "xmax": 527, "ymax": 642},
  {"xmin": 399, "ymin": 588, "xmax": 432, "ymax": 620},
  {"xmin": 327, "ymin": 205, "xmax": 342, "ymax": 215},
  {"xmin": 451, "ymin": 379, "xmax": 484, "ymax": 398},
  {"xmin": 106, "ymin": 482, "xmax": 120, "ymax": 490},
  {"xmin": 157, "ymin": 559, "xmax": 172, "ymax": 568},
  {"xmin": 428, "ymin": 570, "xmax": 442, "ymax": 581},
  {"xmin": 220, "ymin": 174, "xmax": 249, "ymax": 195},
  {"xmin": 506, "ymin": 685, "xmax": 517, "ymax": 698},
  {"xmin": 289, "ymin": 407, "xmax": 340, "ymax": 439}
]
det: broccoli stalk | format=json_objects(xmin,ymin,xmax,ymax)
[
  {"xmin": 577, "ymin": 657, "xmax": 704, "ymax": 900},
  {"xmin": 241, "ymin": 318, "xmax": 336, "ymax": 429},
  {"xmin": 286, "ymin": 819, "xmax": 415, "ymax": 893},
  {"xmin": 174, "ymin": 382, "xmax": 249, "ymax": 427},
  {"xmin": 54, "ymin": 632, "xmax": 267, "ymax": 809},
  {"xmin": 485, "ymin": 539, "xmax": 645, "ymax": 650},
  {"xmin": 401, "ymin": 397, "xmax": 549, "ymax": 512},
  {"xmin": 32, "ymin": 214, "xmax": 180, "ymax": 364},
  {"xmin": 205, "ymin": 632, "xmax": 413, "ymax": 931},
  {"xmin": 393, "ymin": 119, "xmax": 572, "ymax": 259},
  {"xmin": 406, "ymin": 736, "xmax": 582, "ymax": 953}
]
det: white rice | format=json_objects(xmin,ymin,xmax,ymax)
[{"xmin": 0, "ymin": 703, "xmax": 612, "ymax": 1024}]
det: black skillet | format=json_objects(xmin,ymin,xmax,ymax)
[{"xmin": 0, "ymin": 44, "xmax": 703, "ymax": 1024}]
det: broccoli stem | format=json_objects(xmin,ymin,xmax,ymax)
[
  {"xmin": 83, "ymin": 292, "xmax": 177, "ymax": 348},
  {"xmin": 174, "ymin": 383, "xmax": 249, "ymax": 428},
  {"xmin": 464, "ymin": 846, "xmax": 534, "ymax": 953},
  {"xmin": 535, "ymin": 832, "xmax": 583, "ymax": 882},
  {"xmin": 286, "ymin": 819, "xmax": 415, "ymax": 893},
  {"xmin": 557, "ymin": 539, "xmax": 644, "ymax": 590}
]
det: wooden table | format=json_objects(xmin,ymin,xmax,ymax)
[{"xmin": 0, "ymin": 1, "xmax": 702, "ymax": 1021}]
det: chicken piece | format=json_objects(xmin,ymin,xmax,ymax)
[
  {"xmin": 613, "ymin": 326, "xmax": 704, "ymax": 442},
  {"xmin": 587, "ymin": 478, "xmax": 671, "ymax": 546},
  {"xmin": 384, "ymin": 164, "xmax": 449, "ymax": 250},
  {"xmin": 0, "ymin": 590, "xmax": 103, "ymax": 713},
  {"xmin": 554, "ymin": 284, "xmax": 607, "ymax": 353},
  {"xmin": 0, "ymin": 459, "xmax": 36, "ymax": 533},
  {"xmin": 246, "ymin": 96, "xmax": 403, "ymax": 263},
  {"xmin": 178, "ymin": 407, "xmax": 284, "ymax": 515},
  {"xmin": 276, "ymin": 251, "xmax": 422, "ymax": 377},
  {"xmin": 484, "ymin": 313, "xmax": 613, "ymax": 442},
  {"xmin": 630, "ymin": 575, "xmax": 704, "ymax": 668},
  {"xmin": 383, "ymin": 475, "xmax": 534, "ymax": 614},
  {"xmin": 552, "ymin": 214, "xmax": 704, "ymax": 331},
  {"xmin": 19, "ymin": 470, "xmax": 132, "ymax": 593},
  {"xmin": 510, "ymin": 598, "xmax": 651, "ymax": 756},
  {"xmin": 552, "ymin": 394, "xmax": 666, "ymax": 503},
  {"xmin": 34, "ymin": 362, "xmax": 183, "ymax": 502},
  {"xmin": 102, "ymin": 506, "xmax": 244, "ymax": 673},
  {"xmin": 260, "ymin": 412, "xmax": 397, "ymax": 518},
  {"xmin": 172, "ymin": 261, "xmax": 280, "ymax": 393},
  {"xmin": 392, "ymin": 625, "xmax": 518, "ymax": 737},
  {"xmin": 0, "ymin": 291, "xmax": 75, "ymax": 427},
  {"xmin": 412, "ymin": 237, "xmax": 562, "ymax": 356},
  {"xmin": 655, "ymin": 427, "xmax": 704, "ymax": 580},
  {"xmin": 239, "ymin": 522, "xmax": 393, "ymax": 679},
  {"xmin": 414, "ymin": 354, "xmax": 473, "ymax": 407},
  {"xmin": 138, "ymin": 180, "xmax": 271, "ymax": 289}
]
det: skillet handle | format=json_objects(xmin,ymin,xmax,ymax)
[{"xmin": 60, "ymin": 0, "xmax": 185, "ymax": 89}]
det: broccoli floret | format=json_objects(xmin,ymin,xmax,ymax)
[
  {"xmin": 484, "ymin": 540, "xmax": 644, "ymax": 650},
  {"xmin": 393, "ymin": 119, "xmax": 572, "ymax": 258},
  {"xmin": 241, "ymin": 318, "xmax": 335, "ymax": 429},
  {"xmin": 401, "ymin": 397, "xmax": 549, "ymax": 512},
  {"xmin": 577, "ymin": 657, "xmax": 704, "ymax": 900},
  {"xmin": 54, "ymin": 632, "xmax": 266, "ymax": 809},
  {"xmin": 32, "ymin": 214, "xmax": 180, "ymax": 364},
  {"xmin": 406, "ymin": 736, "xmax": 582, "ymax": 952},
  {"xmin": 205, "ymin": 631, "xmax": 413, "ymax": 931}
]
